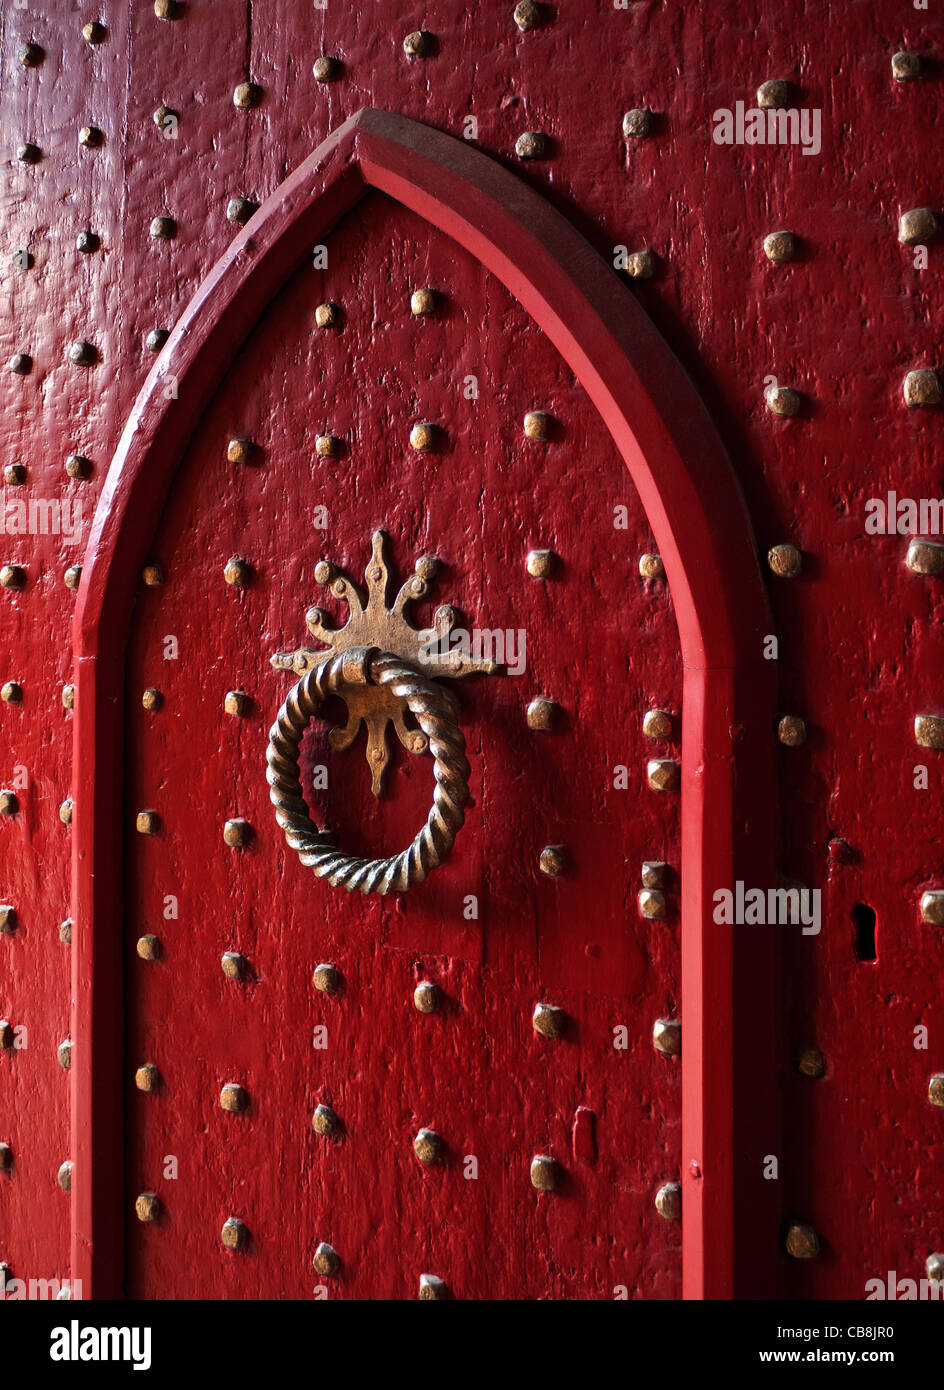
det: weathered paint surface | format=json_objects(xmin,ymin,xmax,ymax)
[{"xmin": 0, "ymin": 0, "xmax": 941, "ymax": 1298}]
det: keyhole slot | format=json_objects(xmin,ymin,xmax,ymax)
[{"xmin": 852, "ymin": 904, "xmax": 877, "ymax": 962}]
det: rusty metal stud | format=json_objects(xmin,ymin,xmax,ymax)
[
  {"xmin": 526, "ymin": 548, "xmax": 556, "ymax": 578},
  {"xmin": 57, "ymin": 1160, "xmax": 71, "ymax": 1190},
  {"xmin": 69, "ymin": 340, "xmax": 98, "ymax": 366},
  {"xmin": 643, "ymin": 709, "xmax": 673, "ymax": 740},
  {"xmin": 0, "ymin": 1144, "xmax": 12, "ymax": 1172},
  {"xmin": 65, "ymin": 454, "xmax": 91, "ymax": 479},
  {"xmin": 641, "ymin": 861, "xmax": 667, "ymax": 888},
  {"xmin": 233, "ymin": 82, "xmax": 261, "ymax": 110},
  {"xmin": 223, "ymin": 556, "xmax": 251, "ymax": 587},
  {"xmin": 149, "ymin": 216, "xmax": 175, "ymax": 240},
  {"xmin": 785, "ymin": 1223, "xmax": 819, "ymax": 1259},
  {"xmin": 312, "ymin": 1241, "xmax": 339, "ymax": 1276},
  {"xmin": 403, "ymin": 31, "xmax": 431, "ymax": 57},
  {"xmin": 1, "ymin": 683, "xmax": 22, "ymax": 704},
  {"xmin": 18, "ymin": 41, "xmax": 43, "ymax": 65},
  {"xmin": 903, "ymin": 369, "xmax": 941, "ymax": 408},
  {"xmin": 647, "ymin": 759, "xmax": 680, "ymax": 792},
  {"xmin": 526, "ymin": 696, "xmax": 559, "ymax": 731},
  {"xmin": 513, "ymin": 0, "xmax": 543, "ymax": 30},
  {"xmin": 78, "ymin": 126, "xmax": 103, "ymax": 148},
  {"xmin": 226, "ymin": 196, "xmax": 257, "ymax": 225},
  {"xmin": 797, "ymin": 1047, "xmax": 825, "ymax": 1078},
  {"xmin": 915, "ymin": 715, "xmax": 944, "ymax": 750},
  {"xmin": 929, "ymin": 1075, "xmax": 944, "ymax": 1107},
  {"xmin": 409, "ymin": 422, "xmax": 439, "ymax": 453},
  {"xmin": 899, "ymin": 208, "xmax": 938, "ymax": 245},
  {"xmin": 223, "ymin": 818, "xmax": 250, "ymax": 849},
  {"xmin": 313, "ymin": 56, "xmax": 339, "ymax": 82},
  {"xmin": 224, "ymin": 690, "xmax": 250, "ymax": 717},
  {"xmin": 921, "ymin": 891, "xmax": 944, "ymax": 925},
  {"xmin": 4, "ymin": 465, "xmax": 26, "ymax": 485},
  {"xmin": 638, "ymin": 889, "xmax": 667, "ymax": 920},
  {"xmin": 653, "ymin": 1018, "xmax": 681, "ymax": 1056},
  {"xmin": 0, "ymin": 906, "xmax": 15, "ymax": 935},
  {"xmin": 221, "ymin": 951, "xmax": 248, "ymax": 981},
  {"xmin": 62, "ymin": 684, "xmax": 75, "ymax": 709},
  {"xmin": 76, "ymin": 230, "xmax": 100, "ymax": 254},
  {"xmin": 639, "ymin": 553, "xmax": 664, "ymax": 579},
  {"xmin": 410, "ymin": 287, "xmax": 437, "ymax": 316},
  {"xmin": 523, "ymin": 410, "xmax": 553, "ymax": 441},
  {"xmin": 413, "ymin": 1128, "xmax": 441, "ymax": 1164},
  {"xmin": 221, "ymin": 1217, "xmax": 248, "ymax": 1251},
  {"xmin": 419, "ymin": 1273, "xmax": 447, "ymax": 1299},
  {"xmin": 57, "ymin": 1039, "xmax": 71, "ymax": 1070},
  {"xmin": 59, "ymin": 919, "xmax": 72, "ymax": 945},
  {"xmin": 907, "ymin": 539, "xmax": 944, "ymax": 575},
  {"xmin": 313, "ymin": 962, "xmax": 339, "ymax": 994},
  {"xmin": 141, "ymin": 562, "xmax": 164, "ymax": 586},
  {"xmin": 152, "ymin": 104, "xmax": 176, "ymax": 131},
  {"xmin": 154, "ymin": 0, "xmax": 178, "ymax": 16},
  {"xmin": 64, "ymin": 566, "xmax": 82, "ymax": 591},
  {"xmin": 9, "ymin": 354, "xmax": 31, "ymax": 375},
  {"xmin": 220, "ymin": 1083, "xmax": 248, "ymax": 1113},
  {"xmin": 58, "ymin": 798, "xmax": 73, "ymax": 824},
  {"xmin": 0, "ymin": 1021, "xmax": 12, "ymax": 1049},
  {"xmin": 777, "ymin": 715, "xmax": 807, "ymax": 747},
  {"xmin": 763, "ymin": 230, "xmax": 796, "ymax": 262},
  {"xmin": 312, "ymin": 1103, "xmax": 338, "ymax": 1136},
  {"xmin": 316, "ymin": 434, "xmax": 341, "ymax": 458},
  {"xmin": 314, "ymin": 301, "xmax": 340, "ymax": 328},
  {"xmin": 227, "ymin": 437, "xmax": 254, "ymax": 465},
  {"xmin": 134, "ymin": 1063, "xmax": 160, "ymax": 1092},
  {"xmin": 141, "ymin": 688, "xmax": 162, "ymax": 711},
  {"xmin": 655, "ymin": 1182, "xmax": 681, "ymax": 1221},
  {"xmin": 765, "ymin": 384, "xmax": 800, "ymax": 416},
  {"xmin": 622, "ymin": 108, "xmax": 652, "ymax": 138},
  {"xmin": 927, "ymin": 1253, "xmax": 944, "ymax": 1283},
  {"xmin": 530, "ymin": 1154, "xmax": 557, "ymax": 1191},
  {"xmin": 414, "ymin": 981, "xmax": 440, "ymax": 1014},
  {"xmin": 16, "ymin": 143, "xmax": 41, "ymax": 164},
  {"xmin": 539, "ymin": 844, "xmax": 568, "ymax": 877},
  {"xmin": 892, "ymin": 51, "xmax": 921, "ymax": 81},
  {"xmin": 532, "ymin": 1002, "xmax": 566, "ymax": 1038},
  {"xmin": 82, "ymin": 22, "xmax": 106, "ymax": 45},
  {"xmin": 0, "ymin": 791, "xmax": 18, "ymax": 816},
  {"xmin": 135, "ymin": 809, "xmax": 159, "ymax": 835},
  {"xmin": 135, "ymin": 1192, "xmax": 161, "ymax": 1223},
  {"xmin": 145, "ymin": 330, "xmax": 169, "ymax": 353},
  {"xmin": 757, "ymin": 79, "xmax": 789, "ymax": 107},
  {"xmin": 515, "ymin": 131, "xmax": 546, "ymax": 160},
  {"xmin": 767, "ymin": 543, "xmax": 802, "ymax": 578},
  {"xmin": 625, "ymin": 248, "xmax": 655, "ymax": 279},
  {"xmin": 136, "ymin": 935, "xmax": 161, "ymax": 961}
]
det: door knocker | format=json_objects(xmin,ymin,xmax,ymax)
[{"xmin": 266, "ymin": 531, "xmax": 498, "ymax": 894}]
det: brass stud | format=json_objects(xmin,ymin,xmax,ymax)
[
  {"xmin": 409, "ymin": 422, "xmax": 439, "ymax": 453},
  {"xmin": 785, "ymin": 1223, "xmax": 819, "ymax": 1259},
  {"xmin": 135, "ymin": 809, "xmax": 159, "ymax": 835},
  {"xmin": 643, "ymin": 709, "xmax": 673, "ymax": 740},
  {"xmin": 0, "ymin": 1144, "xmax": 13, "ymax": 1172},
  {"xmin": 515, "ymin": 131, "xmax": 546, "ymax": 160},
  {"xmin": 233, "ymin": 82, "xmax": 261, "ymax": 110},
  {"xmin": 0, "ymin": 790, "xmax": 18, "ymax": 816},
  {"xmin": 526, "ymin": 696, "xmax": 559, "ymax": 731},
  {"xmin": 135, "ymin": 1192, "xmax": 161, "ymax": 1223},
  {"xmin": 0, "ymin": 566, "xmax": 26, "ymax": 590},
  {"xmin": 513, "ymin": 0, "xmax": 543, "ymax": 30},
  {"xmin": 59, "ymin": 919, "xmax": 72, "ymax": 945},
  {"xmin": 141, "ymin": 688, "xmax": 162, "ymax": 712},
  {"xmin": 523, "ymin": 410, "xmax": 553, "ymax": 441},
  {"xmin": 154, "ymin": 0, "xmax": 179, "ymax": 17},
  {"xmin": 639, "ymin": 553, "xmax": 664, "ymax": 580},
  {"xmin": 57, "ymin": 1160, "xmax": 71, "ymax": 1190},
  {"xmin": 765, "ymin": 384, "xmax": 800, "ymax": 416},
  {"xmin": 622, "ymin": 108, "xmax": 652, "ymax": 138},
  {"xmin": 9, "ymin": 354, "xmax": 31, "ymax": 375},
  {"xmin": 647, "ymin": 759, "xmax": 680, "ymax": 792},
  {"xmin": 149, "ymin": 216, "xmax": 176, "ymax": 240},
  {"xmin": 797, "ymin": 1047, "xmax": 825, "ymax": 1078},
  {"xmin": 624, "ymin": 248, "xmax": 655, "ymax": 279},
  {"xmin": 78, "ymin": 126, "xmax": 104, "ymax": 149},
  {"xmin": 316, "ymin": 434, "xmax": 341, "ymax": 458},
  {"xmin": 134, "ymin": 1063, "xmax": 160, "ymax": 1092},
  {"xmin": 16, "ymin": 143, "xmax": 41, "ymax": 164},
  {"xmin": 1, "ymin": 683, "xmax": 22, "ymax": 704},
  {"xmin": 64, "ymin": 566, "xmax": 82, "ymax": 591},
  {"xmin": 655, "ymin": 1182, "xmax": 681, "ymax": 1221},
  {"xmin": 136, "ymin": 935, "xmax": 161, "ymax": 961},
  {"xmin": 532, "ymin": 1002, "xmax": 566, "ymax": 1038},
  {"xmin": 82, "ymin": 22, "xmax": 106, "ymax": 45},
  {"xmin": 227, "ymin": 437, "xmax": 254, "ymax": 465},
  {"xmin": 220, "ymin": 1083, "xmax": 248, "ymax": 1113},
  {"xmin": 223, "ymin": 817, "xmax": 250, "ymax": 848},
  {"xmin": 224, "ymin": 690, "xmax": 250, "ymax": 717},
  {"xmin": 226, "ymin": 197, "xmax": 257, "ymax": 225},
  {"xmin": 0, "ymin": 906, "xmax": 15, "ymax": 935},
  {"xmin": 413, "ymin": 1128, "xmax": 441, "ymax": 1164},
  {"xmin": 18, "ymin": 41, "xmax": 43, "ymax": 66},
  {"xmin": 221, "ymin": 951, "xmax": 248, "ymax": 981},
  {"xmin": 926, "ymin": 1253, "xmax": 944, "ymax": 1284},
  {"xmin": 653, "ymin": 1018, "xmax": 681, "ymax": 1056},
  {"xmin": 906, "ymin": 539, "xmax": 944, "ymax": 575},
  {"xmin": 152, "ymin": 104, "xmax": 176, "ymax": 132},
  {"xmin": 920, "ymin": 891, "xmax": 944, "ymax": 925},
  {"xmin": 641, "ymin": 861, "xmax": 667, "ymax": 888},
  {"xmin": 529, "ymin": 1154, "xmax": 557, "ymax": 1191},
  {"xmin": 76, "ymin": 231, "xmax": 100, "ymax": 254},
  {"xmin": 929, "ymin": 1075, "xmax": 944, "ymax": 1107},
  {"xmin": 313, "ymin": 56, "xmax": 339, "ymax": 82},
  {"xmin": 767, "ymin": 543, "xmax": 802, "ymax": 578},
  {"xmin": 223, "ymin": 556, "xmax": 251, "ymax": 587},
  {"xmin": 58, "ymin": 798, "xmax": 73, "ymax": 825},
  {"xmin": 141, "ymin": 562, "xmax": 164, "ymax": 586},
  {"xmin": 314, "ymin": 302, "xmax": 340, "ymax": 328},
  {"xmin": 419, "ymin": 1273, "xmax": 447, "ymax": 1299},
  {"xmin": 777, "ymin": 715, "xmax": 807, "ymax": 747},
  {"xmin": 312, "ymin": 1241, "xmax": 339, "ymax": 1276},
  {"xmin": 312, "ymin": 1103, "xmax": 338, "ymax": 1136},
  {"xmin": 763, "ymin": 230, "xmax": 796, "ymax": 262},
  {"xmin": 638, "ymin": 889, "xmax": 666, "ymax": 920},
  {"xmin": 413, "ymin": 981, "xmax": 440, "ymax": 1014},
  {"xmin": 4, "ymin": 466, "xmax": 26, "ymax": 485},
  {"xmin": 526, "ymin": 548, "xmax": 556, "ymax": 578},
  {"xmin": 757, "ymin": 79, "xmax": 789, "ymax": 108},
  {"xmin": 69, "ymin": 340, "xmax": 98, "ymax": 366},
  {"xmin": 313, "ymin": 962, "xmax": 339, "ymax": 994},
  {"xmin": 62, "ymin": 685, "xmax": 75, "ymax": 709},
  {"xmin": 899, "ymin": 208, "xmax": 938, "ymax": 245},
  {"xmin": 65, "ymin": 454, "xmax": 91, "ymax": 480},
  {"xmin": 221, "ymin": 1217, "xmax": 248, "ymax": 1251},
  {"xmin": 892, "ymin": 51, "xmax": 921, "ymax": 81},
  {"xmin": 539, "ymin": 844, "xmax": 568, "ymax": 877},
  {"xmin": 57, "ymin": 1039, "xmax": 72, "ymax": 1070},
  {"xmin": 410, "ymin": 287, "xmax": 437, "ymax": 316},
  {"xmin": 403, "ymin": 31, "xmax": 431, "ymax": 57},
  {"xmin": 915, "ymin": 715, "xmax": 944, "ymax": 750},
  {"xmin": 145, "ymin": 330, "xmax": 169, "ymax": 353},
  {"xmin": 0, "ymin": 1020, "xmax": 13, "ymax": 1050},
  {"xmin": 903, "ymin": 369, "xmax": 941, "ymax": 408}
]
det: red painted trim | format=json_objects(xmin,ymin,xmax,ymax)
[{"xmin": 72, "ymin": 108, "xmax": 778, "ymax": 1299}]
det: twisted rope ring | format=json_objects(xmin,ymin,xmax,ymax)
[{"xmin": 266, "ymin": 645, "xmax": 470, "ymax": 894}]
